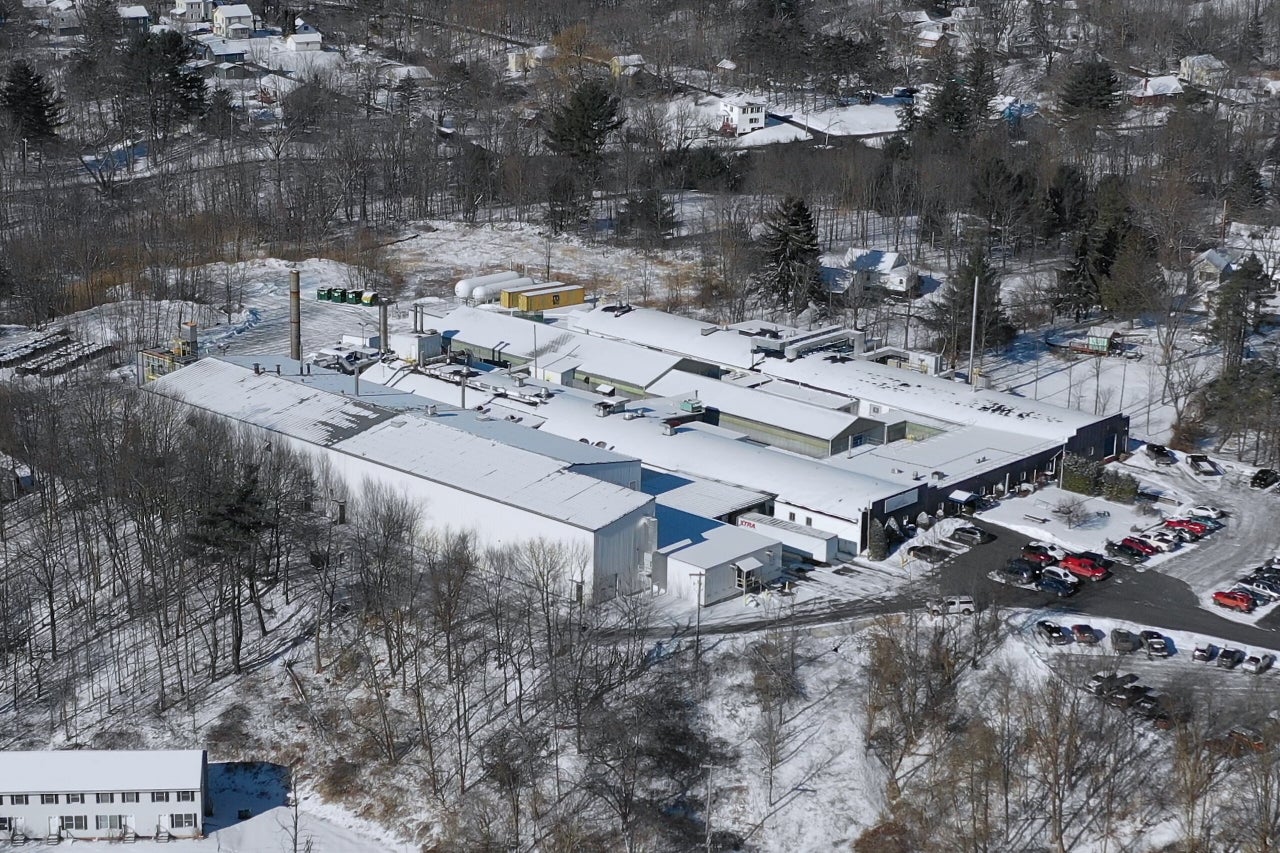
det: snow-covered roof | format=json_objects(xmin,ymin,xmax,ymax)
[
  {"xmin": 892, "ymin": 9, "xmax": 935, "ymax": 24},
  {"xmin": 722, "ymin": 93, "xmax": 766, "ymax": 109},
  {"xmin": 656, "ymin": 506, "xmax": 776, "ymax": 567},
  {"xmin": 287, "ymin": 31, "xmax": 321, "ymax": 43},
  {"xmin": 441, "ymin": 306, "xmax": 681, "ymax": 390},
  {"xmin": 646, "ymin": 371, "xmax": 866, "ymax": 441},
  {"xmin": 118, "ymin": 5, "xmax": 148, "ymax": 17},
  {"xmin": 213, "ymin": 2, "xmax": 250, "ymax": 17},
  {"xmin": 845, "ymin": 248, "xmax": 907, "ymax": 275},
  {"xmin": 566, "ymin": 306, "xmax": 760, "ymax": 371},
  {"xmin": 0, "ymin": 750, "xmax": 205, "ymax": 795},
  {"xmin": 916, "ymin": 30, "xmax": 952, "ymax": 44},
  {"xmin": 1129, "ymin": 75, "xmax": 1183, "ymax": 97},
  {"xmin": 716, "ymin": 59, "xmax": 737, "ymax": 71},
  {"xmin": 381, "ymin": 64, "xmax": 431, "ymax": 81},
  {"xmin": 1194, "ymin": 249, "xmax": 1235, "ymax": 272},
  {"xmin": 565, "ymin": 306, "xmax": 1114, "ymax": 444},
  {"xmin": 361, "ymin": 363, "xmax": 914, "ymax": 519},
  {"xmin": 148, "ymin": 358, "xmax": 650, "ymax": 531},
  {"xmin": 527, "ymin": 44, "xmax": 556, "ymax": 59},
  {"xmin": 612, "ymin": 54, "xmax": 645, "ymax": 66},
  {"xmin": 641, "ymin": 469, "xmax": 770, "ymax": 518},
  {"xmin": 1182, "ymin": 53, "xmax": 1227, "ymax": 70}
]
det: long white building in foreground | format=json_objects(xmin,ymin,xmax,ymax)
[{"xmin": 146, "ymin": 356, "xmax": 657, "ymax": 603}]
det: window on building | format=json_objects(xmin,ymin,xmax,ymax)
[
  {"xmin": 66, "ymin": 793, "xmax": 84, "ymax": 804},
  {"xmin": 170, "ymin": 814, "xmax": 197, "ymax": 828},
  {"xmin": 176, "ymin": 791, "xmax": 196, "ymax": 803},
  {"xmin": 41, "ymin": 794, "xmax": 59, "ymax": 805},
  {"xmin": 95, "ymin": 815, "xmax": 128, "ymax": 830},
  {"xmin": 151, "ymin": 792, "xmax": 170, "ymax": 803},
  {"xmin": 10, "ymin": 795, "xmax": 28, "ymax": 805},
  {"xmin": 788, "ymin": 512, "xmax": 795, "ymax": 521},
  {"xmin": 121, "ymin": 793, "xmax": 139, "ymax": 803},
  {"xmin": 60, "ymin": 815, "xmax": 88, "ymax": 831},
  {"xmin": 96, "ymin": 793, "xmax": 114, "ymax": 804},
  {"xmin": 0, "ymin": 817, "xmax": 9, "ymax": 831},
  {"xmin": 805, "ymin": 516, "xmax": 812, "ymax": 526}
]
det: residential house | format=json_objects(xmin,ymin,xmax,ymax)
[
  {"xmin": 1128, "ymin": 75, "xmax": 1183, "ymax": 107},
  {"xmin": 609, "ymin": 54, "xmax": 645, "ymax": 79},
  {"xmin": 285, "ymin": 27, "xmax": 320, "ymax": 51},
  {"xmin": 946, "ymin": 6, "xmax": 983, "ymax": 35},
  {"xmin": 915, "ymin": 29, "xmax": 956, "ymax": 58},
  {"xmin": 0, "ymin": 750, "xmax": 209, "ymax": 842},
  {"xmin": 1179, "ymin": 54, "xmax": 1229, "ymax": 88},
  {"xmin": 888, "ymin": 9, "xmax": 935, "ymax": 29},
  {"xmin": 719, "ymin": 94, "xmax": 766, "ymax": 135},
  {"xmin": 47, "ymin": 0, "xmax": 81, "ymax": 35},
  {"xmin": 211, "ymin": 3, "xmax": 251, "ymax": 38},
  {"xmin": 506, "ymin": 44, "xmax": 555, "ymax": 74},
  {"xmin": 171, "ymin": 0, "xmax": 211, "ymax": 23},
  {"xmin": 1191, "ymin": 248, "xmax": 1236, "ymax": 286},
  {"xmin": 190, "ymin": 33, "xmax": 247, "ymax": 62},
  {"xmin": 843, "ymin": 248, "xmax": 921, "ymax": 296},
  {"xmin": 716, "ymin": 58, "xmax": 737, "ymax": 75},
  {"xmin": 212, "ymin": 60, "xmax": 258, "ymax": 79},
  {"xmin": 117, "ymin": 5, "xmax": 150, "ymax": 35}
]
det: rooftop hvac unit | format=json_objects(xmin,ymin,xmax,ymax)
[{"xmin": 679, "ymin": 398, "xmax": 704, "ymax": 414}]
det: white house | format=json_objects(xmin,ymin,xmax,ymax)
[
  {"xmin": 171, "ymin": 0, "xmax": 211, "ymax": 22},
  {"xmin": 0, "ymin": 750, "xmax": 208, "ymax": 842},
  {"xmin": 1179, "ymin": 54, "xmax": 1229, "ymax": 88},
  {"xmin": 286, "ymin": 29, "xmax": 321, "ymax": 51},
  {"xmin": 843, "ymin": 247, "xmax": 920, "ymax": 296},
  {"xmin": 211, "ymin": 3, "xmax": 252, "ymax": 37},
  {"xmin": 610, "ymin": 54, "xmax": 645, "ymax": 78},
  {"xmin": 1192, "ymin": 248, "xmax": 1236, "ymax": 286},
  {"xmin": 719, "ymin": 94, "xmax": 766, "ymax": 135}
]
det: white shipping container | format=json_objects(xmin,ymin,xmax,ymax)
[{"xmin": 736, "ymin": 512, "xmax": 838, "ymax": 563}]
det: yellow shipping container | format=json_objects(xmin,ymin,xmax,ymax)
[
  {"xmin": 498, "ymin": 280, "xmax": 552, "ymax": 308},
  {"xmin": 517, "ymin": 285, "xmax": 585, "ymax": 312}
]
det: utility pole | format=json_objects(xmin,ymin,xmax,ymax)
[
  {"xmin": 692, "ymin": 571, "xmax": 704, "ymax": 658},
  {"xmin": 967, "ymin": 264, "xmax": 980, "ymax": 390},
  {"xmin": 702, "ymin": 762, "xmax": 717, "ymax": 853}
]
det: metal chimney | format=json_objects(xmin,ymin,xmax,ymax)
[
  {"xmin": 379, "ymin": 301, "xmax": 389, "ymax": 354},
  {"xmin": 289, "ymin": 269, "xmax": 302, "ymax": 362}
]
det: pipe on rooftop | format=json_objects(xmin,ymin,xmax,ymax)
[{"xmin": 289, "ymin": 268, "xmax": 302, "ymax": 363}]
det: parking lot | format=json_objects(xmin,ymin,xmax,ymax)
[{"xmin": 927, "ymin": 519, "xmax": 1280, "ymax": 651}]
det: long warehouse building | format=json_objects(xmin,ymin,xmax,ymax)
[{"xmin": 145, "ymin": 356, "xmax": 657, "ymax": 603}]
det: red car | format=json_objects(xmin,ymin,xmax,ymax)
[
  {"xmin": 1021, "ymin": 545, "xmax": 1057, "ymax": 565},
  {"xmin": 1165, "ymin": 518, "xmax": 1210, "ymax": 536},
  {"xmin": 1060, "ymin": 554, "xmax": 1110, "ymax": 581},
  {"xmin": 1121, "ymin": 536, "xmax": 1159, "ymax": 556},
  {"xmin": 1213, "ymin": 590, "xmax": 1255, "ymax": 613}
]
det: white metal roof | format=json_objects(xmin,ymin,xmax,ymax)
[
  {"xmin": 441, "ymin": 306, "xmax": 681, "ymax": 389},
  {"xmin": 845, "ymin": 248, "xmax": 907, "ymax": 275},
  {"xmin": 117, "ymin": 5, "xmax": 148, "ymax": 16},
  {"xmin": 361, "ymin": 362, "xmax": 909, "ymax": 520},
  {"xmin": 148, "ymin": 358, "xmax": 650, "ymax": 530},
  {"xmin": 566, "ymin": 306, "xmax": 1111, "ymax": 444},
  {"xmin": 0, "ymin": 750, "xmax": 205, "ymax": 795},
  {"xmin": 214, "ymin": 3, "xmax": 251, "ymax": 17},
  {"xmin": 641, "ymin": 469, "xmax": 770, "ymax": 518},
  {"xmin": 656, "ymin": 506, "xmax": 776, "ymax": 568},
  {"xmin": 647, "ymin": 371, "xmax": 863, "ymax": 441}
]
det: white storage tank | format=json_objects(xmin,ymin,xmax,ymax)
[
  {"xmin": 454, "ymin": 271, "xmax": 520, "ymax": 299},
  {"xmin": 471, "ymin": 276, "xmax": 534, "ymax": 303}
]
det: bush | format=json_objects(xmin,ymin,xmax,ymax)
[
  {"xmin": 1100, "ymin": 469, "xmax": 1139, "ymax": 504},
  {"xmin": 1061, "ymin": 453, "xmax": 1103, "ymax": 495}
]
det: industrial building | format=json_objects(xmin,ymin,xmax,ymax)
[
  {"xmin": 144, "ymin": 356, "xmax": 657, "ymax": 603},
  {"xmin": 654, "ymin": 506, "xmax": 783, "ymax": 606},
  {"xmin": 0, "ymin": 750, "xmax": 208, "ymax": 842}
]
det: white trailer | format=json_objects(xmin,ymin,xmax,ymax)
[{"xmin": 736, "ymin": 512, "xmax": 838, "ymax": 563}]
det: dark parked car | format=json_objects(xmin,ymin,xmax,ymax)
[
  {"xmin": 1036, "ymin": 577, "xmax": 1076, "ymax": 598},
  {"xmin": 1002, "ymin": 559, "xmax": 1040, "ymax": 583},
  {"xmin": 1105, "ymin": 540, "xmax": 1148, "ymax": 563},
  {"xmin": 907, "ymin": 545, "xmax": 951, "ymax": 564},
  {"xmin": 951, "ymin": 525, "xmax": 993, "ymax": 546},
  {"xmin": 1217, "ymin": 647, "xmax": 1247, "ymax": 669},
  {"xmin": 1146, "ymin": 443, "xmax": 1176, "ymax": 465},
  {"xmin": 1252, "ymin": 468, "xmax": 1279, "ymax": 489},
  {"xmin": 1105, "ymin": 684, "xmax": 1151, "ymax": 709},
  {"xmin": 1085, "ymin": 671, "xmax": 1137, "ymax": 695},
  {"xmin": 1036, "ymin": 620, "xmax": 1072, "ymax": 645},
  {"xmin": 1140, "ymin": 630, "xmax": 1171, "ymax": 657},
  {"xmin": 1111, "ymin": 629, "xmax": 1143, "ymax": 654}
]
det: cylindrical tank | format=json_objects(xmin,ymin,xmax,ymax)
[
  {"xmin": 471, "ymin": 276, "xmax": 534, "ymax": 303},
  {"xmin": 454, "ymin": 271, "xmax": 520, "ymax": 299}
]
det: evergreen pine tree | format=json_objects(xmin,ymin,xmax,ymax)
[
  {"xmin": 545, "ymin": 79, "xmax": 624, "ymax": 184},
  {"xmin": 617, "ymin": 190, "xmax": 677, "ymax": 248},
  {"xmin": 867, "ymin": 518, "xmax": 888, "ymax": 561},
  {"xmin": 922, "ymin": 247, "xmax": 1014, "ymax": 366},
  {"xmin": 0, "ymin": 60, "xmax": 62, "ymax": 142},
  {"xmin": 1059, "ymin": 60, "xmax": 1119, "ymax": 116},
  {"xmin": 963, "ymin": 47, "xmax": 998, "ymax": 126},
  {"xmin": 1210, "ymin": 255, "xmax": 1268, "ymax": 377},
  {"xmin": 1227, "ymin": 151, "xmax": 1266, "ymax": 217},
  {"xmin": 758, "ymin": 195, "xmax": 825, "ymax": 316}
]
